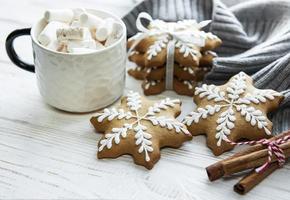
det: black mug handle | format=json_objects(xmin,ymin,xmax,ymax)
[{"xmin": 5, "ymin": 28, "xmax": 35, "ymax": 73}]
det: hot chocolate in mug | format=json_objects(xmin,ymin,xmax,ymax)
[{"xmin": 5, "ymin": 9, "xmax": 127, "ymax": 112}]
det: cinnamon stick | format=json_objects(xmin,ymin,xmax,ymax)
[
  {"xmin": 222, "ymin": 142, "xmax": 290, "ymax": 176},
  {"xmin": 206, "ymin": 147, "xmax": 259, "ymax": 181},
  {"xmin": 234, "ymin": 162, "xmax": 279, "ymax": 195},
  {"xmin": 206, "ymin": 130, "xmax": 290, "ymax": 181}
]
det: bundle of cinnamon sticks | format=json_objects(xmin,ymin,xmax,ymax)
[{"xmin": 206, "ymin": 130, "xmax": 290, "ymax": 194}]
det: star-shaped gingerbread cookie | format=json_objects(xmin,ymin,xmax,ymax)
[
  {"xmin": 183, "ymin": 72, "xmax": 284, "ymax": 156},
  {"xmin": 90, "ymin": 91, "xmax": 192, "ymax": 169}
]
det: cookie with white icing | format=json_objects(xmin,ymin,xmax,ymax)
[
  {"xmin": 183, "ymin": 72, "xmax": 284, "ymax": 156},
  {"xmin": 142, "ymin": 78, "xmax": 197, "ymax": 96},
  {"xmin": 127, "ymin": 65, "xmax": 146, "ymax": 80},
  {"xmin": 200, "ymin": 51, "xmax": 217, "ymax": 66},
  {"xmin": 201, "ymin": 32, "xmax": 222, "ymax": 51},
  {"xmin": 127, "ymin": 15, "xmax": 221, "ymax": 96},
  {"xmin": 144, "ymin": 63, "xmax": 208, "ymax": 81},
  {"xmin": 90, "ymin": 91, "xmax": 192, "ymax": 169},
  {"xmin": 128, "ymin": 33, "xmax": 221, "ymax": 68},
  {"xmin": 174, "ymin": 40, "xmax": 202, "ymax": 67},
  {"xmin": 175, "ymin": 79, "xmax": 197, "ymax": 96},
  {"xmin": 142, "ymin": 79, "xmax": 165, "ymax": 96},
  {"xmin": 127, "ymin": 35, "xmax": 157, "ymax": 53},
  {"xmin": 128, "ymin": 51, "xmax": 213, "ymax": 81},
  {"xmin": 128, "ymin": 51, "xmax": 146, "ymax": 67}
]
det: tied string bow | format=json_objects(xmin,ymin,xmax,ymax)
[
  {"xmin": 225, "ymin": 135, "xmax": 290, "ymax": 173},
  {"xmin": 128, "ymin": 12, "xmax": 211, "ymax": 90}
]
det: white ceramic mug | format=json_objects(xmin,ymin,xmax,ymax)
[{"xmin": 5, "ymin": 9, "xmax": 127, "ymax": 113}]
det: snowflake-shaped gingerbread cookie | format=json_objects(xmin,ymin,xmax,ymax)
[
  {"xmin": 183, "ymin": 72, "xmax": 284, "ymax": 156},
  {"xmin": 90, "ymin": 91, "xmax": 192, "ymax": 169}
]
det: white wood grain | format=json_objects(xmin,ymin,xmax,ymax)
[{"xmin": 0, "ymin": 0, "xmax": 289, "ymax": 199}]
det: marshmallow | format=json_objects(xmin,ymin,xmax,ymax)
[
  {"xmin": 72, "ymin": 8, "xmax": 86, "ymax": 20},
  {"xmin": 38, "ymin": 21, "xmax": 68, "ymax": 46},
  {"xmin": 67, "ymin": 40, "xmax": 97, "ymax": 51},
  {"xmin": 104, "ymin": 22, "xmax": 123, "ymax": 47},
  {"xmin": 46, "ymin": 39, "xmax": 58, "ymax": 50},
  {"xmin": 70, "ymin": 20, "xmax": 81, "ymax": 28},
  {"xmin": 44, "ymin": 9, "xmax": 74, "ymax": 23},
  {"xmin": 67, "ymin": 40, "xmax": 105, "ymax": 53},
  {"xmin": 56, "ymin": 27, "xmax": 92, "ymax": 41},
  {"xmin": 39, "ymin": 8, "xmax": 120, "ymax": 53},
  {"xmin": 69, "ymin": 48, "xmax": 97, "ymax": 54},
  {"xmin": 79, "ymin": 13, "xmax": 102, "ymax": 29},
  {"xmin": 56, "ymin": 42, "xmax": 68, "ymax": 53},
  {"xmin": 95, "ymin": 18, "xmax": 114, "ymax": 42}
]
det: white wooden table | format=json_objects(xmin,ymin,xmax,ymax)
[{"xmin": 0, "ymin": 0, "xmax": 289, "ymax": 199}]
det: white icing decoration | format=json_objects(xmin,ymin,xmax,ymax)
[
  {"xmin": 98, "ymin": 124, "xmax": 132, "ymax": 151},
  {"xmin": 236, "ymin": 105, "xmax": 271, "ymax": 135},
  {"xmin": 199, "ymin": 31, "xmax": 218, "ymax": 40},
  {"xmin": 129, "ymin": 51, "xmax": 139, "ymax": 56},
  {"xmin": 237, "ymin": 90, "xmax": 282, "ymax": 105},
  {"xmin": 188, "ymin": 67, "xmax": 195, "ymax": 74},
  {"xmin": 95, "ymin": 108, "xmax": 133, "ymax": 122},
  {"xmin": 205, "ymin": 51, "xmax": 217, "ymax": 57},
  {"xmin": 184, "ymin": 105, "xmax": 221, "ymax": 126},
  {"xmin": 146, "ymin": 68, "xmax": 151, "ymax": 73},
  {"xmin": 175, "ymin": 40, "xmax": 199, "ymax": 58},
  {"xmin": 147, "ymin": 35, "xmax": 169, "ymax": 60},
  {"xmin": 144, "ymin": 82, "xmax": 150, "ymax": 90},
  {"xmin": 183, "ymin": 81, "xmax": 194, "ymax": 90},
  {"xmin": 96, "ymin": 91, "xmax": 188, "ymax": 161},
  {"xmin": 127, "ymin": 91, "xmax": 142, "ymax": 111},
  {"xmin": 147, "ymin": 116, "xmax": 189, "ymax": 134},
  {"xmin": 147, "ymin": 98, "xmax": 180, "ymax": 115},
  {"xmin": 179, "ymin": 65, "xmax": 195, "ymax": 75},
  {"xmin": 215, "ymin": 107, "xmax": 236, "ymax": 146},
  {"xmin": 189, "ymin": 68, "xmax": 194, "ymax": 74},
  {"xmin": 134, "ymin": 124, "xmax": 153, "ymax": 162},
  {"xmin": 195, "ymin": 84, "xmax": 225, "ymax": 102},
  {"xmin": 183, "ymin": 72, "xmax": 281, "ymax": 145},
  {"xmin": 144, "ymin": 80, "xmax": 159, "ymax": 90}
]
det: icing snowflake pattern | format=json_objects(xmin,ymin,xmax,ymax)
[
  {"xmin": 175, "ymin": 40, "xmax": 199, "ymax": 59},
  {"xmin": 96, "ymin": 91, "xmax": 189, "ymax": 161},
  {"xmin": 146, "ymin": 35, "xmax": 202, "ymax": 60},
  {"xmin": 183, "ymin": 72, "xmax": 281, "ymax": 146},
  {"xmin": 145, "ymin": 20, "xmax": 210, "ymax": 60},
  {"xmin": 146, "ymin": 35, "xmax": 169, "ymax": 60}
]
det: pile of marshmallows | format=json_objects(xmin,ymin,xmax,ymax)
[{"xmin": 38, "ymin": 9, "xmax": 123, "ymax": 54}]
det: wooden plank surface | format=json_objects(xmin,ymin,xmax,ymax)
[{"xmin": 0, "ymin": 0, "xmax": 289, "ymax": 199}]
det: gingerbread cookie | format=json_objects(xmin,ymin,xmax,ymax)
[
  {"xmin": 129, "ymin": 34, "xmax": 221, "ymax": 68},
  {"xmin": 183, "ymin": 72, "xmax": 284, "ymax": 156},
  {"xmin": 142, "ymin": 78, "xmax": 197, "ymax": 96},
  {"xmin": 128, "ymin": 63, "xmax": 211, "ymax": 96},
  {"xmin": 127, "ymin": 13, "xmax": 222, "ymax": 96},
  {"xmin": 128, "ymin": 53, "xmax": 213, "ymax": 84},
  {"xmin": 127, "ymin": 65, "xmax": 146, "ymax": 80},
  {"xmin": 128, "ymin": 51, "xmax": 146, "ymax": 67},
  {"xmin": 200, "ymin": 51, "xmax": 217, "ymax": 66},
  {"xmin": 144, "ymin": 63, "xmax": 211, "ymax": 81},
  {"xmin": 90, "ymin": 91, "xmax": 192, "ymax": 169}
]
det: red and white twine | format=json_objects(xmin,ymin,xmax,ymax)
[{"xmin": 225, "ymin": 135, "xmax": 290, "ymax": 173}]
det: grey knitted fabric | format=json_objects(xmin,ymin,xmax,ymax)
[{"xmin": 122, "ymin": 0, "xmax": 290, "ymax": 134}]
